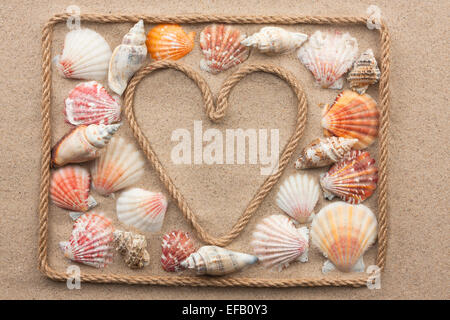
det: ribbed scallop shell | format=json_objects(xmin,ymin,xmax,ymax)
[
  {"xmin": 298, "ymin": 30, "xmax": 358, "ymax": 89},
  {"xmin": 146, "ymin": 24, "xmax": 195, "ymax": 60},
  {"xmin": 161, "ymin": 230, "xmax": 196, "ymax": 272},
  {"xmin": 276, "ymin": 174, "xmax": 320, "ymax": 223},
  {"xmin": 54, "ymin": 29, "xmax": 112, "ymax": 80},
  {"xmin": 116, "ymin": 188, "xmax": 168, "ymax": 233},
  {"xmin": 311, "ymin": 202, "xmax": 377, "ymax": 273},
  {"xmin": 59, "ymin": 212, "xmax": 114, "ymax": 268},
  {"xmin": 320, "ymin": 150, "xmax": 378, "ymax": 204},
  {"xmin": 91, "ymin": 137, "xmax": 145, "ymax": 196},
  {"xmin": 199, "ymin": 24, "xmax": 250, "ymax": 74},
  {"xmin": 50, "ymin": 165, "xmax": 97, "ymax": 212},
  {"xmin": 347, "ymin": 49, "xmax": 381, "ymax": 94},
  {"xmin": 113, "ymin": 229, "xmax": 150, "ymax": 269},
  {"xmin": 295, "ymin": 137, "xmax": 358, "ymax": 169},
  {"xmin": 321, "ymin": 90, "xmax": 379, "ymax": 149},
  {"xmin": 251, "ymin": 215, "xmax": 309, "ymax": 271}
]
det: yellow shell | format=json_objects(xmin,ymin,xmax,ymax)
[{"xmin": 146, "ymin": 24, "xmax": 195, "ymax": 60}]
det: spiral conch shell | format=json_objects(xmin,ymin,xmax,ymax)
[
  {"xmin": 108, "ymin": 20, "xmax": 148, "ymax": 96},
  {"xmin": 113, "ymin": 229, "xmax": 150, "ymax": 269},
  {"xmin": 295, "ymin": 137, "xmax": 358, "ymax": 169},
  {"xmin": 181, "ymin": 246, "xmax": 258, "ymax": 276},
  {"xmin": 51, "ymin": 123, "xmax": 121, "ymax": 167},
  {"xmin": 347, "ymin": 49, "xmax": 381, "ymax": 94},
  {"xmin": 241, "ymin": 27, "xmax": 308, "ymax": 55}
]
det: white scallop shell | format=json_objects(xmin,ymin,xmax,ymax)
[{"xmin": 276, "ymin": 174, "xmax": 320, "ymax": 224}]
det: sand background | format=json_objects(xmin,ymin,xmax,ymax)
[{"xmin": 0, "ymin": 0, "xmax": 448, "ymax": 299}]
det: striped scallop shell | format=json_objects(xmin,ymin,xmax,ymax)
[
  {"xmin": 320, "ymin": 150, "xmax": 378, "ymax": 204},
  {"xmin": 146, "ymin": 24, "xmax": 195, "ymax": 60},
  {"xmin": 161, "ymin": 230, "xmax": 196, "ymax": 272},
  {"xmin": 116, "ymin": 188, "xmax": 168, "ymax": 233},
  {"xmin": 251, "ymin": 215, "xmax": 309, "ymax": 271},
  {"xmin": 91, "ymin": 137, "xmax": 145, "ymax": 196},
  {"xmin": 276, "ymin": 174, "xmax": 320, "ymax": 223},
  {"xmin": 311, "ymin": 202, "xmax": 377, "ymax": 273},
  {"xmin": 59, "ymin": 212, "xmax": 114, "ymax": 268},
  {"xmin": 54, "ymin": 29, "xmax": 112, "ymax": 80},
  {"xmin": 321, "ymin": 90, "xmax": 379, "ymax": 149},
  {"xmin": 50, "ymin": 165, "xmax": 97, "ymax": 212},
  {"xmin": 199, "ymin": 24, "xmax": 250, "ymax": 74}
]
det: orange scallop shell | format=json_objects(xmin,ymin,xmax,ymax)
[{"xmin": 146, "ymin": 24, "xmax": 195, "ymax": 61}]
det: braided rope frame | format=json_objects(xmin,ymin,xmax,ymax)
[{"xmin": 39, "ymin": 13, "xmax": 390, "ymax": 287}]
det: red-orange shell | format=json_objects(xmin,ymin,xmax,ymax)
[
  {"xmin": 161, "ymin": 230, "xmax": 196, "ymax": 272},
  {"xmin": 146, "ymin": 24, "xmax": 195, "ymax": 61}
]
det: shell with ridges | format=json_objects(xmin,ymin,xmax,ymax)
[
  {"xmin": 181, "ymin": 246, "xmax": 258, "ymax": 276},
  {"xmin": 54, "ymin": 29, "xmax": 112, "ymax": 80},
  {"xmin": 146, "ymin": 24, "xmax": 195, "ymax": 61},
  {"xmin": 116, "ymin": 187, "xmax": 168, "ymax": 233},
  {"xmin": 91, "ymin": 137, "xmax": 145, "ymax": 196},
  {"xmin": 241, "ymin": 27, "xmax": 308, "ymax": 55},
  {"xmin": 50, "ymin": 165, "xmax": 97, "ymax": 212},
  {"xmin": 113, "ymin": 229, "xmax": 150, "ymax": 269},
  {"xmin": 297, "ymin": 30, "xmax": 358, "ymax": 89},
  {"xmin": 276, "ymin": 174, "xmax": 320, "ymax": 223},
  {"xmin": 199, "ymin": 24, "xmax": 250, "ymax": 74},
  {"xmin": 311, "ymin": 202, "xmax": 377, "ymax": 273},
  {"xmin": 108, "ymin": 20, "xmax": 148, "ymax": 96},
  {"xmin": 295, "ymin": 137, "xmax": 358, "ymax": 169},
  {"xmin": 59, "ymin": 212, "xmax": 114, "ymax": 268},
  {"xmin": 251, "ymin": 215, "xmax": 309, "ymax": 271},
  {"xmin": 320, "ymin": 150, "xmax": 378, "ymax": 204},
  {"xmin": 321, "ymin": 90, "xmax": 379, "ymax": 149},
  {"xmin": 347, "ymin": 49, "xmax": 381, "ymax": 95},
  {"xmin": 161, "ymin": 230, "xmax": 196, "ymax": 272}
]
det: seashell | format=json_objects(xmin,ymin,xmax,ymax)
[
  {"xmin": 146, "ymin": 24, "xmax": 195, "ymax": 61},
  {"xmin": 241, "ymin": 27, "xmax": 308, "ymax": 55},
  {"xmin": 297, "ymin": 30, "xmax": 358, "ymax": 89},
  {"xmin": 181, "ymin": 246, "xmax": 258, "ymax": 276},
  {"xmin": 113, "ymin": 229, "xmax": 150, "ymax": 269},
  {"xmin": 311, "ymin": 202, "xmax": 377, "ymax": 273},
  {"xmin": 64, "ymin": 81, "xmax": 122, "ymax": 126},
  {"xmin": 51, "ymin": 123, "xmax": 121, "ymax": 167},
  {"xmin": 276, "ymin": 174, "xmax": 320, "ymax": 223},
  {"xmin": 161, "ymin": 230, "xmax": 196, "ymax": 272},
  {"xmin": 320, "ymin": 150, "xmax": 378, "ymax": 204},
  {"xmin": 108, "ymin": 20, "xmax": 148, "ymax": 96},
  {"xmin": 59, "ymin": 212, "xmax": 114, "ymax": 268},
  {"xmin": 295, "ymin": 137, "xmax": 358, "ymax": 169},
  {"xmin": 54, "ymin": 28, "xmax": 112, "ymax": 80},
  {"xmin": 91, "ymin": 137, "xmax": 145, "ymax": 196},
  {"xmin": 116, "ymin": 188, "xmax": 168, "ymax": 233},
  {"xmin": 199, "ymin": 24, "xmax": 250, "ymax": 74},
  {"xmin": 347, "ymin": 49, "xmax": 381, "ymax": 95},
  {"xmin": 50, "ymin": 165, "xmax": 97, "ymax": 212},
  {"xmin": 321, "ymin": 90, "xmax": 379, "ymax": 149},
  {"xmin": 251, "ymin": 215, "xmax": 309, "ymax": 271}
]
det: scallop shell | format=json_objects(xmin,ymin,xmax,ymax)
[
  {"xmin": 116, "ymin": 188, "xmax": 168, "ymax": 233},
  {"xmin": 199, "ymin": 24, "xmax": 250, "ymax": 74},
  {"xmin": 321, "ymin": 90, "xmax": 379, "ymax": 149},
  {"xmin": 181, "ymin": 246, "xmax": 258, "ymax": 276},
  {"xmin": 347, "ymin": 49, "xmax": 381, "ymax": 94},
  {"xmin": 50, "ymin": 165, "xmax": 97, "ymax": 212},
  {"xmin": 241, "ymin": 27, "xmax": 308, "ymax": 55},
  {"xmin": 51, "ymin": 123, "xmax": 121, "ymax": 167},
  {"xmin": 251, "ymin": 215, "xmax": 309, "ymax": 271},
  {"xmin": 295, "ymin": 137, "xmax": 358, "ymax": 169},
  {"xmin": 113, "ymin": 229, "xmax": 150, "ymax": 269},
  {"xmin": 320, "ymin": 150, "xmax": 378, "ymax": 204},
  {"xmin": 54, "ymin": 28, "xmax": 112, "ymax": 80},
  {"xmin": 297, "ymin": 30, "xmax": 358, "ymax": 89},
  {"xmin": 161, "ymin": 230, "xmax": 196, "ymax": 272},
  {"xmin": 108, "ymin": 20, "xmax": 148, "ymax": 96},
  {"xmin": 91, "ymin": 137, "xmax": 145, "ymax": 196},
  {"xmin": 276, "ymin": 174, "xmax": 320, "ymax": 223},
  {"xmin": 64, "ymin": 81, "xmax": 122, "ymax": 126},
  {"xmin": 59, "ymin": 212, "xmax": 114, "ymax": 268},
  {"xmin": 146, "ymin": 24, "xmax": 195, "ymax": 61},
  {"xmin": 311, "ymin": 202, "xmax": 377, "ymax": 273}
]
